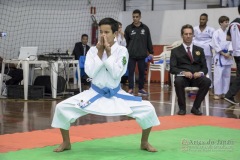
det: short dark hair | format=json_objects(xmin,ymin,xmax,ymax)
[
  {"xmin": 133, "ymin": 9, "xmax": 141, "ymax": 16},
  {"xmin": 81, "ymin": 34, "xmax": 88, "ymax": 39},
  {"xmin": 200, "ymin": 13, "xmax": 208, "ymax": 18},
  {"xmin": 181, "ymin": 24, "xmax": 194, "ymax": 35},
  {"xmin": 98, "ymin": 17, "xmax": 118, "ymax": 33},
  {"xmin": 218, "ymin": 16, "xmax": 229, "ymax": 24}
]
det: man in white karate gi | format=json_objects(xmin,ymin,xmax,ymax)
[
  {"xmin": 51, "ymin": 17, "xmax": 160, "ymax": 153},
  {"xmin": 193, "ymin": 13, "xmax": 215, "ymax": 93}
]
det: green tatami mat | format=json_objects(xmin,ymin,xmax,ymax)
[{"xmin": 0, "ymin": 126, "xmax": 239, "ymax": 160}]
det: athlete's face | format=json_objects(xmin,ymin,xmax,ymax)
[
  {"xmin": 132, "ymin": 13, "xmax": 141, "ymax": 25},
  {"xmin": 220, "ymin": 21, "xmax": 229, "ymax": 30},
  {"xmin": 99, "ymin": 24, "xmax": 116, "ymax": 46},
  {"xmin": 199, "ymin": 15, "xmax": 208, "ymax": 26},
  {"xmin": 118, "ymin": 24, "xmax": 122, "ymax": 32}
]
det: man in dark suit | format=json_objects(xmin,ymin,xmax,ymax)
[
  {"xmin": 170, "ymin": 24, "xmax": 211, "ymax": 116},
  {"xmin": 72, "ymin": 34, "xmax": 90, "ymax": 60},
  {"xmin": 72, "ymin": 34, "xmax": 90, "ymax": 83}
]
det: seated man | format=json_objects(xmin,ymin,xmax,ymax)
[
  {"xmin": 170, "ymin": 24, "xmax": 211, "ymax": 116},
  {"xmin": 72, "ymin": 34, "xmax": 90, "ymax": 83},
  {"xmin": 72, "ymin": 34, "xmax": 90, "ymax": 60},
  {"xmin": 51, "ymin": 18, "xmax": 160, "ymax": 152},
  {"xmin": 0, "ymin": 56, "xmax": 23, "ymax": 85}
]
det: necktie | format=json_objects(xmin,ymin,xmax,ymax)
[
  {"xmin": 187, "ymin": 47, "xmax": 193, "ymax": 63},
  {"xmin": 83, "ymin": 45, "xmax": 86, "ymax": 56}
]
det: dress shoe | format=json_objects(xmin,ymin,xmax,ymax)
[
  {"xmin": 209, "ymin": 89, "xmax": 214, "ymax": 96},
  {"xmin": 177, "ymin": 110, "xmax": 186, "ymax": 115},
  {"xmin": 191, "ymin": 108, "xmax": 202, "ymax": 116}
]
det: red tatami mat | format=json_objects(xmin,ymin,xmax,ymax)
[{"xmin": 0, "ymin": 115, "xmax": 239, "ymax": 153}]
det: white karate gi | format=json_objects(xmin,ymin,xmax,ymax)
[
  {"xmin": 51, "ymin": 42, "xmax": 160, "ymax": 130},
  {"xmin": 116, "ymin": 34, "xmax": 126, "ymax": 47},
  {"xmin": 229, "ymin": 22, "xmax": 240, "ymax": 56},
  {"xmin": 193, "ymin": 26, "xmax": 215, "ymax": 87},
  {"xmin": 211, "ymin": 28, "xmax": 233, "ymax": 95}
]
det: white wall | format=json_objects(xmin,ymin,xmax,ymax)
[{"xmin": 120, "ymin": 7, "xmax": 239, "ymax": 45}]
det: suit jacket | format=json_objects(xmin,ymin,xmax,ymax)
[
  {"xmin": 170, "ymin": 44, "xmax": 208, "ymax": 75},
  {"xmin": 72, "ymin": 42, "xmax": 90, "ymax": 60}
]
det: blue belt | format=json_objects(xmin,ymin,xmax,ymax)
[
  {"xmin": 219, "ymin": 54, "xmax": 223, "ymax": 67},
  {"xmin": 219, "ymin": 49, "xmax": 228, "ymax": 67},
  {"xmin": 79, "ymin": 84, "xmax": 142, "ymax": 109}
]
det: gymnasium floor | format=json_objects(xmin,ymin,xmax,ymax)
[
  {"xmin": 0, "ymin": 82, "xmax": 239, "ymax": 159},
  {"xmin": 1, "ymin": 82, "xmax": 239, "ymax": 135}
]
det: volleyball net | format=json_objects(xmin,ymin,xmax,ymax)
[{"xmin": 0, "ymin": 0, "xmax": 123, "ymax": 59}]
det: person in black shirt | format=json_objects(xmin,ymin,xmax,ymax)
[{"xmin": 125, "ymin": 9, "xmax": 154, "ymax": 96}]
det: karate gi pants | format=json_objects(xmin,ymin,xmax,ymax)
[
  {"xmin": 51, "ymin": 99, "xmax": 160, "ymax": 130},
  {"xmin": 214, "ymin": 65, "xmax": 231, "ymax": 95}
]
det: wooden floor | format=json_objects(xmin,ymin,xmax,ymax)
[{"xmin": 0, "ymin": 82, "xmax": 239, "ymax": 135}]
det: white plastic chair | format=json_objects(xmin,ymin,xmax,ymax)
[
  {"xmin": 171, "ymin": 74, "xmax": 210, "ymax": 116},
  {"xmin": 163, "ymin": 40, "xmax": 183, "ymax": 51},
  {"xmin": 171, "ymin": 40, "xmax": 183, "ymax": 48},
  {"xmin": 147, "ymin": 50, "xmax": 171, "ymax": 87}
]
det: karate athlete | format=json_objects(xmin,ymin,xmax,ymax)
[
  {"xmin": 211, "ymin": 16, "xmax": 233, "ymax": 100},
  {"xmin": 193, "ymin": 13, "xmax": 215, "ymax": 90},
  {"xmin": 116, "ymin": 21, "xmax": 126, "ymax": 47},
  {"xmin": 51, "ymin": 17, "xmax": 160, "ymax": 153}
]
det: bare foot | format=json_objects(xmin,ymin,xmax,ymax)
[
  {"xmin": 53, "ymin": 142, "xmax": 71, "ymax": 152},
  {"xmin": 141, "ymin": 142, "xmax": 157, "ymax": 152}
]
